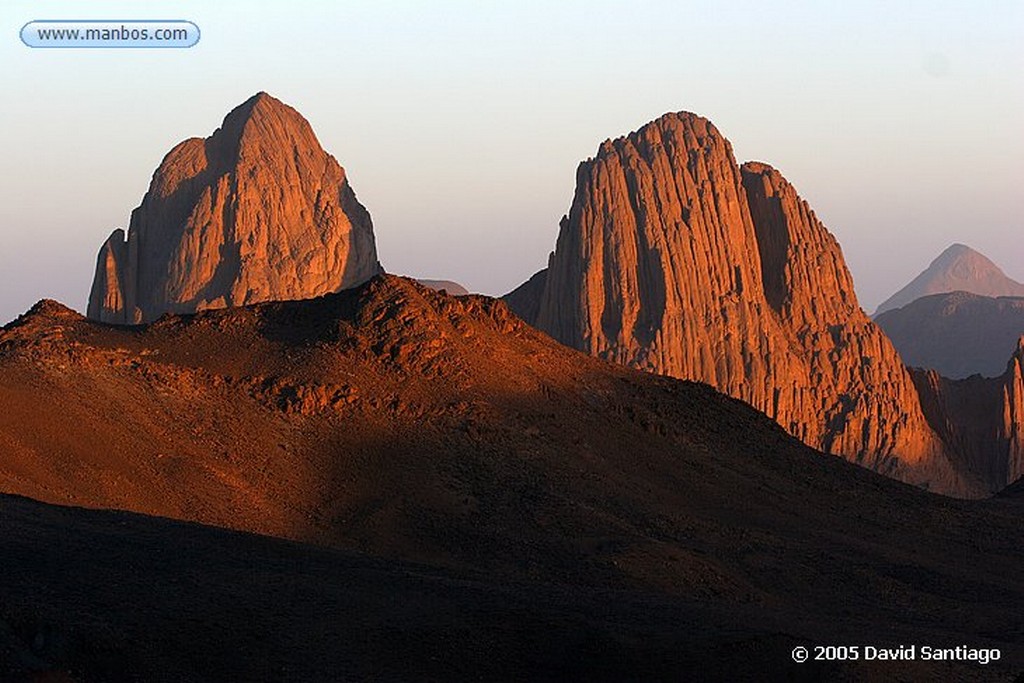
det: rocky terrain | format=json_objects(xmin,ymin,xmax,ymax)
[
  {"xmin": 7, "ymin": 95, "xmax": 1023, "ymax": 680},
  {"xmin": 874, "ymin": 244, "xmax": 1024, "ymax": 316},
  {"xmin": 2, "ymin": 277, "xmax": 1023, "ymax": 681},
  {"xmin": 506, "ymin": 113, "xmax": 970, "ymax": 496},
  {"xmin": 88, "ymin": 92, "xmax": 382, "ymax": 324},
  {"xmin": 868, "ymin": 246, "xmax": 1024, "ymax": 492},
  {"xmin": 912, "ymin": 338, "xmax": 1024, "ymax": 492},
  {"xmin": 876, "ymin": 292, "xmax": 1024, "ymax": 379}
]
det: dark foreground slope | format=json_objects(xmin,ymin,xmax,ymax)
[
  {"xmin": 2, "ymin": 493, "xmax": 1023, "ymax": 683},
  {"xmin": 1, "ymin": 276, "xmax": 1023, "ymax": 680}
]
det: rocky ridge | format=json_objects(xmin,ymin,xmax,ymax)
[
  {"xmin": 4, "ymin": 276, "xmax": 1024, "ymax": 680},
  {"xmin": 875, "ymin": 292, "xmax": 1024, "ymax": 379}
]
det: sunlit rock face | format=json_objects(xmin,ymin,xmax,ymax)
[
  {"xmin": 88, "ymin": 92, "xmax": 382, "ymax": 324},
  {"xmin": 508, "ymin": 112, "xmax": 970, "ymax": 495}
]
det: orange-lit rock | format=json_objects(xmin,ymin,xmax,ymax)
[
  {"xmin": 87, "ymin": 92, "xmax": 382, "ymax": 324},
  {"xmin": 508, "ymin": 112, "xmax": 970, "ymax": 495}
]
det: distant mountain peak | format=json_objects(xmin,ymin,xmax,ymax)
[
  {"xmin": 875, "ymin": 243, "xmax": 1024, "ymax": 315},
  {"xmin": 934, "ymin": 243, "xmax": 996, "ymax": 272},
  {"xmin": 414, "ymin": 279, "xmax": 470, "ymax": 296}
]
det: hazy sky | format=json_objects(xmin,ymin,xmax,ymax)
[{"xmin": 1, "ymin": 0, "xmax": 1021, "ymax": 324}]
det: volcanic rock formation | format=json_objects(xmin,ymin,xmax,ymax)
[
  {"xmin": 876, "ymin": 292, "xmax": 1024, "ymax": 379},
  {"xmin": 912, "ymin": 338, "xmax": 1024, "ymax": 490},
  {"xmin": 506, "ymin": 112, "xmax": 971, "ymax": 495},
  {"xmin": 87, "ymin": 92, "xmax": 382, "ymax": 324},
  {"xmin": 874, "ymin": 243, "xmax": 1024, "ymax": 316}
]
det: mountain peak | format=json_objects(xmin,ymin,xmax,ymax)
[
  {"xmin": 934, "ymin": 243, "xmax": 984, "ymax": 266},
  {"xmin": 225, "ymin": 91, "xmax": 301, "ymax": 127},
  {"xmin": 0, "ymin": 299, "xmax": 83, "ymax": 348},
  {"xmin": 588, "ymin": 112, "xmax": 722, "ymax": 164},
  {"xmin": 246, "ymin": 90, "xmax": 275, "ymax": 105},
  {"xmin": 222, "ymin": 91, "xmax": 295, "ymax": 123},
  {"xmin": 202, "ymin": 92, "xmax": 320, "ymax": 170},
  {"xmin": 512, "ymin": 109, "xmax": 966, "ymax": 494},
  {"xmin": 875, "ymin": 243, "xmax": 1024, "ymax": 315},
  {"xmin": 88, "ymin": 93, "xmax": 382, "ymax": 324}
]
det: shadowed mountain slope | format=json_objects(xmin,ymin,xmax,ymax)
[
  {"xmin": 912, "ymin": 338, "xmax": 1024, "ymax": 490},
  {"xmin": 1, "ymin": 277, "xmax": 1023, "ymax": 680},
  {"xmin": 1, "ymin": 491, "xmax": 1022, "ymax": 683},
  {"xmin": 875, "ymin": 291, "xmax": 1024, "ymax": 379}
]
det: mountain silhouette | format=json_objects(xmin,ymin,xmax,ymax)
[{"xmin": 874, "ymin": 243, "xmax": 1024, "ymax": 316}]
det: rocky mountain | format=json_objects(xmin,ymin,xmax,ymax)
[
  {"xmin": 912, "ymin": 337, "xmax": 1024, "ymax": 491},
  {"xmin": 87, "ymin": 92, "xmax": 382, "ymax": 324},
  {"xmin": 876, "ymin": 292, "xmax": 1024, "ymax": 378},
  {"xmin": 3, "ymin": 278, "xmax": 1024, "ymax": 681},
  {"xmin": 504, "ymin": 267, "xmax": 547, "ymax": 329},
  {"xmin": 874, "ymin": 243, "xmax": 1024, "ymax": 316},
  {"xmin": 416, "ymin": 278, "xmax": 470, "ymax": 295},
  {"xmin": 506, "ymin": 113, "xmax": 971, "ymax": 496}
]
